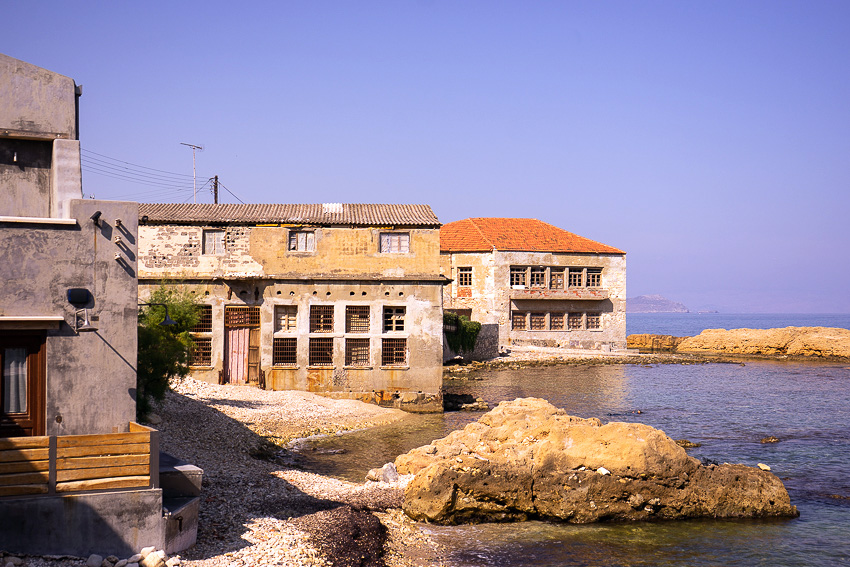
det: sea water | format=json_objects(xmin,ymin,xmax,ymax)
[{"xmin": 299, "ymin": 314, "xmax": 850, "ymax": 566}]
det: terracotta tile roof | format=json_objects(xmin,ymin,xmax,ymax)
[
  {"xmin": 138, "ymin": 203, "xmax": 440, "ymax": 227},
  {"xmin": 440, "ymin": 218, "xmax": 624, "ymax": 254}
]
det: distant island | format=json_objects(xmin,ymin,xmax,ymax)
[{"xmin": 627, "ymin": 294, "xmax": 690, "ymax": 313}]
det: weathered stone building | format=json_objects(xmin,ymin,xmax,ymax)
[
  {"xmin": 441, "ymin": 218, "xmax": 626, "ymax": 358},
  {"xmin": 138, "ymin": 203, "xmax": 445, "ymax": 412},
  {"xmin": 0, "ymin": 53, "xmax": 197, "ymax": 556}
]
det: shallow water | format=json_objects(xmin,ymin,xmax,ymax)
[{"xmin": 299, "ymin": 360, "xmax": 850, "ymax": 566}]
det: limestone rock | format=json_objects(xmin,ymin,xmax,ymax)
[
  {"xmin": 676, "ymin": 327, "xmax": 850, "ymax": 359},
  {"xmin": 366, "ymin": 462, "xmax": 400, "ymax": 483},
  {"xmin": 627, "ymin": 334, "xmax": 687, "ymax": 352},
  {"xmin": 86, "ymin": 555, "xmax": 103, "ymax": 567},
  {"xmin": 397, "ymin": 398, "xmax": 798, "ymax": 525}
]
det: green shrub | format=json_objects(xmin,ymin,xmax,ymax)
[
  {"xmin": 136, "ymin": 285, "xmax": 200, "ymax": 420},
  {"xmin": 444, "ymin": 311, "xmax": 482, "ymax": 354}
]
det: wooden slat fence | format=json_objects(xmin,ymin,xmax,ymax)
[{"xmin": 0, "ymin": 422, "xmax": 157, "ymax": 498}]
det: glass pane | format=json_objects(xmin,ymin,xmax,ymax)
[{"xmin": 3, "ymin": 347, "xmax": 27, "ymax": 413}]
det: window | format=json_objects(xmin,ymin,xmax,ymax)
[
  {"xmin": 530, "ymin": 313, "xmax": 546, "ymax": 330},
  {"xmin": 274, "ymin": 305, "xmax": 297, "ymax": 332},
  {"xmin": 309, "ymin": 337, "xmax": 334, "ymax": 366},
  {"xmin": 310, "ymin": 305, "xmax": 334, "ymax": 333},
  {"xmin": 550, "ymin": 269, "xmax": 565, "ymax": 290},
  {"xmin": 288, "ymin": 231, "xmax": 315, "ymax": 252},
  {"xmin": 346, "ymin": 306, "xmax": 370, "ymax": 333},
  {"xmin": 512, "ymin": 312, "xmax": 527, "ymax": 330},
  {"xmin": 381, "ymin": 338, "xmax": 407, "ymax": 366},
  {"xmin": 224, "ymin": 306, "xmax": 260, "ymax": 327},
  {"xmin": 568, "ymin": 312, "xmax": 583, "ymax": 330},
  {"xmin": 550, "ymin": 313, "xmax": 565, "ymax": 330},
  {"xmin": 457, "ymin": 267, "xmax": 472, "ymax": 287},
  {"xmin": 510, "ymin": 267, "xmax": 527, "ymax": 287},
  {"xmin": 202, "ymin": 229, "xmax": 225, "ymax": 255},
  {"xmin": 587, "ymin": 268, "xmax": 602, "ymax": 287},
  {"xmin": 0, "ymin": 332, "xmax": 45, "ymax": 437},
  {"xmin": 586, "ymin": 313, "xmax": 602, "ymax": 330},
  {"xmin": 345, "ymin": 338, "xmax": 370, "ymax": 366},
  {"xmin": 383, "ymin": 307, "xmax": 405, "ymax": 332},
  {"xmin": 190, "ymin": 338, "xmax": 212, "ymax": 366},
  {"xmin": 530, "ymin": 268, "xmax": 546, "ymax": 289},
  {"xmin": 192, "ymin": 305, "xmax": 213, "ymax": 333},
  {"xmin": 568, "ymin": 268, "xmax": 583, "ymax": 288},
  {"xmin": 273, "ymin": 337, "xmax": 297, "ymax": 366},
  {"xmin": 380, "ymin": 232, "xmax": 410, "ymax": 253}
]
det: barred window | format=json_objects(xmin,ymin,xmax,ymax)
[
  {"xmin": 346, "ymin": 306, "xmax": 370, "ymax": 333},
  {"xmin": 568, "ymin": 312, "xmax": 583, "ymax": 330},
  {"xmin": 309, "ymin": 337, "xmax": 334, "ymax": 366},
  {"xmin": 273, "ymin": 337, "xmax": 297, "ymax": 366},
  {"xmin": 550, "ymin": 269, "xmax": 565, "ymax": 290},
  {"xmin": 587, "ymin": 268, "xmax": 602, "ymax": 287},
  {"xmin": 380, "ymin": 232, "xmax": 410, "ymax": 253},
  {"xmin": 288, "ymin": 231, "xmax": 315, "ymax": 252},
  {"xmin": 189, "ymin": 338, "xmax": 212, "ymax": 367},
  {"xmin": 274, "ymin": 305, "xmax": 297, "ymax": 332},
  {"xmin": 510, "ymin": 267, "xmax": 527, "ymax": 287},
  {"xmin": 568, "ymin": 268, "xmax": 583, "ymax": 288},
  {"xmin": 512, "ymin": 312, "xmax": 527, "ymax": 330},
  {"xmin": 224, "ymin": 306, "xmax": 260, "ymax": 327},
  {"xmin": 530, "ymin": 313, "xmax": 546, "ymax": 330},
  {"xmin": 550, "ymin": 313, "xmax": 565, "ymax": 330},
  {"xmin": 383, "ymin": 307, "xmax": 405, "ymax": 332},
  {"xmin": 586, "ymin": 313, "xmax": 602, "ymax": 330},
  {"xmin": 345, "ymin": 338, "xmax": 370, "ymax": 366},
  {"xmin": 457, "ymin": 267, "xmax": 472, "ymax": 287},
  {"xmin": 530, "ymin": 268, "xmax": 546, "ymax": 289},
  {"xmin": 202, "ymin": 229, "xmax": 225, "ymax": 255},
  {"xmin": 192, "ymin": 305, "xmax": 213, "ymax": 333},
  {"xmin": 310, "ymin": 305, "xmax": 334, "ymax": 333},
  {"xmin": 381, "ymin": 338, "xmax": 407, "ymax": 366}
]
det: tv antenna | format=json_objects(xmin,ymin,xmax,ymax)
[{"xmin": 180, "ymin": 142, "xmax": 204, "ymax": 203}]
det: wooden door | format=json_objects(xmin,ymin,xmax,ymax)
[
  {"xmin": 223, "ymin": 306, "xmax": 260, "ymax": 385},
  {"xmin": 0, "ymin": 332, "xmax": 45, "ymax": 437}
]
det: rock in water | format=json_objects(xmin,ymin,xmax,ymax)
[{"xmin": 396, "ymin": 398, "xmax": 798, "ymax": 524}]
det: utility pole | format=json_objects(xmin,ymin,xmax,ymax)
[
  {"xmin": 180, "ymin": 142, "xmax": 203, "ymax": 203},
  {"xmin": 213, "ymin": 175, "xmax": 219, "ymax": 204}
]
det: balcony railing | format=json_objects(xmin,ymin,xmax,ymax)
[{"xmin": 0, "ymin": 422, "xmax": 158, "ymax": 498}]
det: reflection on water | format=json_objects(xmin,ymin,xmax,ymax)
[{"xmin": 297, "ymin": 361, "xmax": 850, "ymax": 566}]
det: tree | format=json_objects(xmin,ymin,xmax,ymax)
[
  {"xmin": 136, "ymin": 285, "xmax": 200, "ymax": 420},
  {"xmin": 444, "ymin": 311, "xmax": 482, "ymax": 355}
]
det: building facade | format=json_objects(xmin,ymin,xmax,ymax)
[
  {"xmin": 138, "ymin": 203, "xmax": 445, "ymax": 412},
  {"xmin": 441, "ymin": 218, "xmax": 626, "ymax": 358},
  {"xmin": 0, "ymin": 53, "xmax": 184, "ymax": 556}
]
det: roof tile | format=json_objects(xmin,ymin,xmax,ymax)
[{"xmin": 440, "ymin": 218, "xmax": 624, "ymax": 254}]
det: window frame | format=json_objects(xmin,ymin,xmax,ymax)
[
  {"xmin": 274, "ymin": 305, "xmax": 298, "ymax": 333},
  {"xmin": 381, "ymin": 338, "xmax": 407, "ymax": 367},
  {"xmin": 345, "ymin": 306, "xmax": 370, "ymax": 333},
  {"xmin": 510, "ymin": 267, "xmax": 527, "ymax": 287},
  {"xmin": 310, "ymin": 305, "xmax": 334, "ymax": 333},
  {"xmin": 383, "ymin": 306, "xmax": 406, "ymax": 332},
  {"xmin": 308, "ymin": 337, "xmax": 334, "ymax": 367},
  {"xmin": 288, "ymin": 230, "xmax": 316, "ymax": 253},
  {"xmin": 380, "ymin": 232, "xmax": 410, "ymax": 254},
  {"xmin": 512, "ymin": 311, "xmax": 527, "ymax": 330},
  {"xmin": 345, "ymin": 338, "xmax": 371, "ymax": 367},
  {"xmin": 273, "ymin": 337, "xmax": 298, "ymax": 366},
  {"xmin": 202, "ymin": 229, "xmax": 226, "ymax": 255},
  {"xmin": 457, "ymin": 267, "xmax": 472, "ymax": 287}
]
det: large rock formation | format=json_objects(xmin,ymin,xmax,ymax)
[
  {"xmin": 626, "ymin": 334, "xmax": 687, "ymax": 352},
  {"xmin": 397, "ymin": 398, "xmax": 797, "ymax": 525},
  {"xmin": 676, "ymin": 327, "xmax": 850, "ymax": 359}
]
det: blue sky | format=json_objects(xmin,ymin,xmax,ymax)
[{"xmin": 5, "ymin": 1, "xmax": 849, "ymax": 312}]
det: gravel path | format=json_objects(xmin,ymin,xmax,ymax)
[{"xmin": 8, "ymin": 379, "xmax": 445, "ymax": 567}]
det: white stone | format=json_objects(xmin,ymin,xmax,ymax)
[
  {"xmin": 166, "ymin": 558, "xmax": 181, "ymax": 567},
  {"xmin": 139, "ymin": 547, "xmax": 156, "ymax": 559},
  {"xmin": 597, "ymin": 467, "xmax": 610, "ymax": 475},
  {"xmin": 127, "ymin": 555, "xmax": 142, "ymax": 563},
  {"xmin": 758, "ymin": 463, "xmax": 771, "ymax": 471},
  {"xmin": 115, "ymin": 561, "xmax": 128, "ymax": 567},
  {"xmin": 87, "ymin": 555, "xmax": 104, "ymax": 567}
]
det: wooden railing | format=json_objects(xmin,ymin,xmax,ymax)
[{"xmin": 0, "ymin": 423, "xmax": 158, "ymax": 498}]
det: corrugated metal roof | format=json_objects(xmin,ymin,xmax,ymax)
[
  {"xmin": 441, "ymin": 218, "xmax": 624, "ymax": 254},
  {"xmin": 138, "ymin": 203, "xmax": 441, "ymax": 227}
]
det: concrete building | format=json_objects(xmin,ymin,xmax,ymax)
[
  {"xmin": 138, "ymin": 203, "xmax": 445, "ymax": 412},
  {"xmin": 0, "ymin": 53, "xmax": 198, "ymax": 556},
  {"xmin": 441, "ymin": 218, "xmax": 626, "ymax": 358}
]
